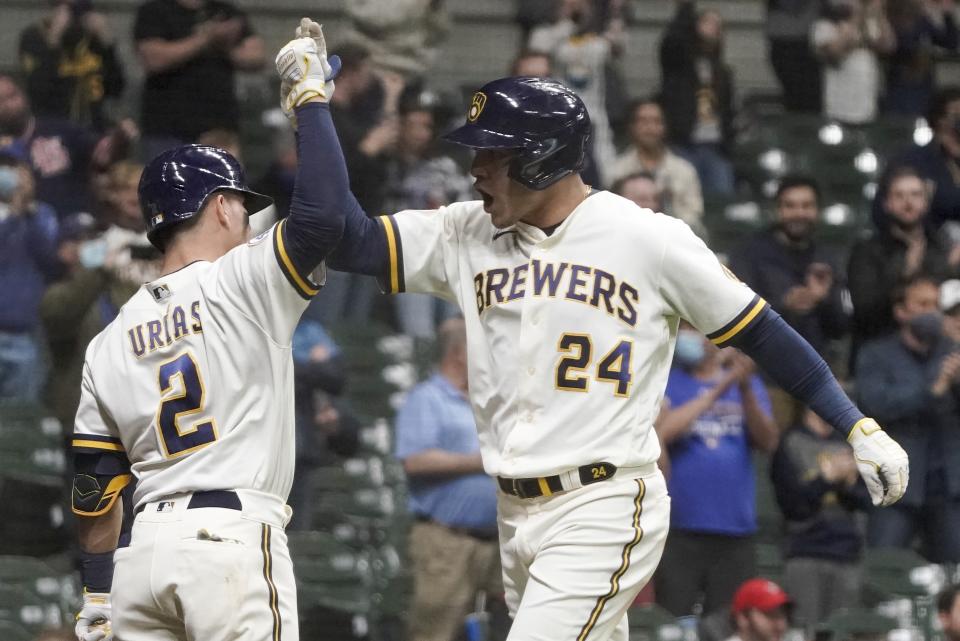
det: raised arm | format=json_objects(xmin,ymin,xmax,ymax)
[{"xmin": 275, "ymin": 26, "xmax": 389, "ymax": 279}]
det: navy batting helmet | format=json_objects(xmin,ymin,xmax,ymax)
[
  {"xmin": 442, "ymin": 77, "xmax": 591, "ymax": 190},
  {"xmin": 139, "ymin": 145, "xmax": 273, "ymax": 250}
]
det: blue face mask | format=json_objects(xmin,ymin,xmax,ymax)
[
  {"xmin": 0, "ymin": 166, "xmax": 19, "ymax": 201},
  {"xmin": 79, "ymin": 238, "xmax": 108, "ymax": 270},
  {"xmin": 674, "ymin": 329, "xmax": 706, "ymax": 368}
]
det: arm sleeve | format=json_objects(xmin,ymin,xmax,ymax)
[
  {"xmin": 273, "ymin": 102, "xmax": 345, "ymax": 281},
  {"xmin": 657, "ymin": 217, "xmax": 761, "ymax": 342},
  {"xmin": 727, "ymin": 305, "xmax": 865, "ymax": 435}
]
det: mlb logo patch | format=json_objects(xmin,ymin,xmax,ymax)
[
  {"xmin": 151, "ymin": 213, "xmax": 164, "ymax": 226},
  {"xmin": 156, "ymin": 501, "xmax": 175, "ymax": 513},
  {"xmin": 150, "ymin": 283, "xmax": 172, "ymax": 302}
]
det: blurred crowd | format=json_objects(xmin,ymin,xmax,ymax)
[{"xmin": 6, "ymin": 0, "xmax": 960, "ymax": 639}]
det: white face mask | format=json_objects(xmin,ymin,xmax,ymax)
[{"xmin": 0, "ymin": 166, "xmax": 19, "ymax": 201}]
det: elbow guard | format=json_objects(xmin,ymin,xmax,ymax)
[{"xmin": 72, "ymin": 452, "xmax": 133, "ymax": 517}]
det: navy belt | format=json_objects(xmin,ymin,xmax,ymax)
[
  {"xmin": 497, "ymin": 462, "xmax": 617, "ymax": 499},
  {"xmin": 134, "ymin": 490, "xmax": 241, "ymax": 515}
]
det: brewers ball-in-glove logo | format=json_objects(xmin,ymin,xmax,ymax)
[{"xmin": 467, "ymin": 91, "xmax": 487, "ymax": 122}]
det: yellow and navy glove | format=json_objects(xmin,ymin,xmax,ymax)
[
  {"xmin": 848, "ymin": 418, "xmax": 909, "ymax": 506},
  {"xmin": 75, "ymin": 590, "xmax": 112, "ymax": 641},
  {"xmin": 275, "ymin": 21, "xmax": 340, "ymax": 124}
]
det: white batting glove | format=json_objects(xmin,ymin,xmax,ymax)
[
  {"xmin": 75, "ymin": 591, "xmax": 112, "ymax": 641},
  {"xmin": 294, "ymin": 18, "xmax": 340, "ymax": 103},
  {"xmin": 848, "ymin": 418, "xmax": 909, "ymax": 507},
  {"xmin": 275, "ymin": 23, "xmax": 340, "ymax": 123}
]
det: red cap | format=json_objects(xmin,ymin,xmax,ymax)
[{"xmin": 731, "ymin": 578, "xmax": 792, "ymax": 615}]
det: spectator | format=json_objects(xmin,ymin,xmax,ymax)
[
  {"xmin": 0, "ymin": 147, "xmax": 60, "ymax": 401},
  {"xmin": 884, "ymin": 0, "xmax": 958, "ymax": 117},
  {"xmin": 196, "ymin": 128, "xmax": 241, "ymax": 162},
  {"xmin": 395, "ymin": 318, "xmax": 501, "ymax": 641},
  {"xmin": 511, "ymin": 49, "xmax": 553, "ymax": 77},
  {"xmin": 848, "ymin": 166, "xmax": 959, "ymax": 364},
  {"xmin": 41, "ymin": 161, "xmax": 161, "ymax": 427},
  {"xmin": 941, "ymin": 279, "xmax": 960, "ymax": 342},
  {"xmin": 18, "ymin": 0, "xmax": 125, "ymax": 131},
  {"xmin": 0, "ymin": 73, "xmax": 131, "ymax": 218},
  {"xmin": 254, "ymin": 125, "xmax": 296, "ymax": 221},
  {"xmin": 654, "ymin": 327, "xmax": 779, "ymax": 618},
  {"xmin": 730, "ymin": 175, "xmax": 847, "ymax": 426},
  {"xmin": 725, "ymin": 578, "xmax": 792, "ymax": 641},
  {"xmin": 529, "ymin": 0, "xmax": 625, "ymax": 184},
  {"xmin": 856, "ymin": 275, "xmax": 960, "ymax": 563},
  {"xmin": 383, "ymin": 87, "xmax": 471, "ymax": 339},
  {"xmin": 133, "ymin": 0, "xmax": 265, "ymax": 160},
  {"xmin": 770, "ymin": 408, "xmax": 870, "ymax": 632},
  {"xmin": 811, "ymin": 0, "xmax": 896, "ymax": 124},
  {"xmin": 609, "ymin": 99, "xmax": 705, "ymax": 234},
  {"xmin": 766, "ymin": 0, "xmax": 823, "ymax": 113},
  {"xmin": 613, "ymin": 171, "xmax": 663, "ymax": 212},
  {"xmin": 939, "ymin": 584, "xmax": 960, "ymax": 641},
  {"xmin": 311, "ymin": 42, "xmax": 396, "ymax": 327},
  {"xmin": 659, "ymin": 0, "xmax": 736, "ymax": 195},
  {"xmin": 345, "ymin": 0, "xmax": 451, "ymax": 78},
  {"xmin": 885, "ymin": 87, "xmax": 960, "ymax": 230},
  {"xmin": 287, "ymin": 318, "xmax": 356, "ymax": 530}
]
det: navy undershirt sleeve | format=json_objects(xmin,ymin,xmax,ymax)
[
  {"xmin": 277, "ymin": 103, "xmax": 352, "ymax": 276},
  {"xmin": 728, "ymin": 305, "xmax": 864, "ymax": 435},
  {"xmin": 282, "ymin": 102, "xmax": 388, "ymax": 277}
]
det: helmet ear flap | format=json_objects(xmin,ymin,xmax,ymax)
[{"xmin": 509, "ymin": 137, "xmax": 571, "ymax": 190}]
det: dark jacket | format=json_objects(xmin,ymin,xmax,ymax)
[
  {"xmin": 847, "ymin": 218, "xmax": 956, "ymax": 361},
  {"xmin": 731, "ymin": 228, "xmax": 848, "ymax": 356},
  {"xmin": 856, "ymin": 334, "xmax": 960, "ymax": 506},
  {"xmin": 771, "ymin": 423, "xmax": 870, "ymax": 562},
  {"xmin": 658, "ymin": 1, "xmax": 735, "ymax": 151}
]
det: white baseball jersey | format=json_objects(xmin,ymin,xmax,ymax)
[
  {"xmin": 379, "ymin": 190, "xmax": 764, "ymax": 478},
  {"xmin": 71, "ymin": 220, "xmax": 322, "ymax": 508}
]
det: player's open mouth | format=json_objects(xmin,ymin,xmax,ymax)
[{"xmin": 477, "ymin": 186, "xmax": 494, "ymax": 210}]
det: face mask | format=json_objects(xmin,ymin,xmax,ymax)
[
  {"xmin": 908, "ymin": 311, "xmax": 943, "ymax": 345},
  {"xmin": 0, "ymin": 166, "xmax": 19, "ymax": 201},
  {"xmin": 674, "ymin": 330, "xmax": 706, "ymax": 368},
  {"xmin": 79, "ymin": 238, "xmax": 108, "ymax": 270}
]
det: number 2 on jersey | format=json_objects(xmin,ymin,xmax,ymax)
[
  {"xmin": 156, "ymin": 352, "xmax": 217, "ymax": 458},
  {"xmin": 555, "ymin": 334, "xmax": 633, "ymax": 397}
]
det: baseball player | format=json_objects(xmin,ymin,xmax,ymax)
[
  {"xmin": 70, "ymin": 32, "xmax": 341, "ymax": 641},
  {"xmin": 276, "ymin": 30, "xmax": 909, "ymax": 641}
]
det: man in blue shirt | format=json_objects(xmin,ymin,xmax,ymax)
[
  {"xmin": 0, "ymin": 146, "xmax": 60, "ymax": 401},
  {"xmin": 395, "ymin": 317, "xmax": 500, "ymax": 641},
  {"xmin": 655, "ymin": 324, "xmax": 779, "ymax": 618}
]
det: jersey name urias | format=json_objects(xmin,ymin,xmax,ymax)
[
  {"xmin": 379, "ymin": 191, "xmax": 764, "ymax": 478},
  {"xmin": 72, "ymin": 221, "xmax": 322, "ymax": 507}
]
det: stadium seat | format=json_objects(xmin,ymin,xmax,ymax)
[
  {"xmin": 627, "ymin": 603, "xmax": 682, "ymax": 641},
  {"xmin": 862, "ymin": 547, "xmax": 930, "ymax": 602},
  {"xmin": 816, "ymin": 608, "xmax": 898, "ymax": 641}
]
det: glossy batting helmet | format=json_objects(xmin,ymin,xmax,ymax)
[
  {"xmin": 139, "ymin": 145, "xmax": 273, "ymax": 250},
  {"xmin": 442, "ymin": 77, "xmax": 591, "ymax": 190}
]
